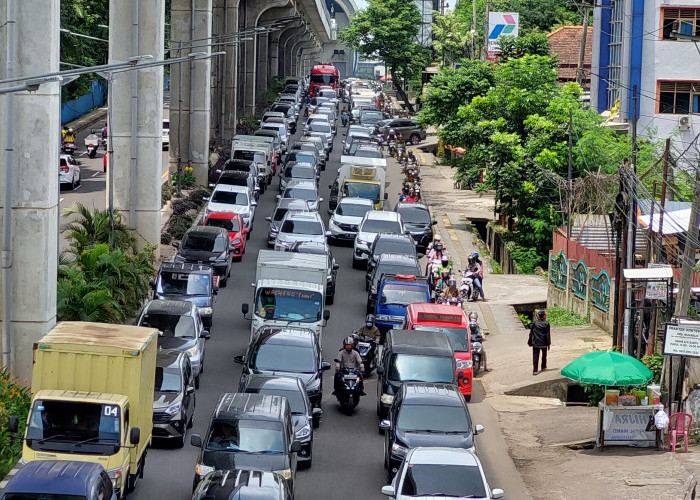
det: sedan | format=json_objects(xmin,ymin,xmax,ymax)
[
  {"xmin": 327, "ymin": 197, "xmax": 374, "ymax": 243},
  {"xmin": 279, "ymin": 180, "xmax": 323, "ymax": 212},
  {"xmin": 202, "ymin": 211, "xmax": 248, "ymax": 259},
  {"xmin": 382, "ymin": 447, "xmax": 503, "ymax": 499},
  {"xmin": 279, "ymin": 162, "xmax": 317, "ymax": 194},
  {"xmin": 59, "ymin": 154, "xmax": 81, "ymax": 190},
  {"xmin": 273, "ymin": 212, "xmax": 326, "ymax": 251}
]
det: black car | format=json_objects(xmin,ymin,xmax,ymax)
[
  {"xmin": 193, "ymin": 470, "xmax": 292, "ymax": 500},
  {"xmin": 174, "ymin": 226, "xmax": 233, "ymax": 286},
  {"xmin": 366, "ymin": 233, "xmax": 419, "ymax": 288},
  {"xmin": 395, "ymin": 202, "xmax": 437, "ymax": 252},
  {"xmin": 239, "ymin": 375, "xmax": 322, "ymax": 467},
  {"xmin": 367, "ymin": 253, "xmax": 422, "ymax": 314},
  {"xmin": 212, "ymin": 170, "xmax": 259, "ymax": 200},
  {"xmin": 287, "ymin": 241, "xmax": 339, "ymax": 305},
  {"xmin": 152, "ymin": 350, "xmax": 196, "ymax": 447},
  {"xmin": 190, "ymin": 393, "xmax": 301, "ymax": 492},
  {"xmin": 234, "ymin": 327, "xmax": 332, "ymax": 409},
  {"xmin": 381, "ymin": 383, "xmax": 483, "ymax": 482},
  {"xmin": 152, "ymin": 262, "xmax": 217, "ymax": 327}
]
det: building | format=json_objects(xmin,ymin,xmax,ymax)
[
  {"xmin": 591, "ymin": 0, "xmax": 700, "ymax": 167},
  {"xmin": 547, "ymin": 26, "xmax": 593, "ymax": 90},
  {"xmin": 415, "ymin": 0, "xmax": 440, "ymax": 47}
]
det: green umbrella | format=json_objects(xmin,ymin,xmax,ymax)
[{"xmin": 560, "ymin": 351, "xmax": 653, "ymax": 386}]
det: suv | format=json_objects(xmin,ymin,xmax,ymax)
[
  {"xmin": 174, "ymin": 226, "xmax": 233, "ymax": 286},
  {"xmin": 193, "ymin": 470, "xmax": 292, "ymax": 500},
  {"xmin": 273, "ymin": 211, "xmax": 326, "ymax": 251},
  {"xmin": 152, "ymin": 350, "xmax": 195, "ymax": 447},
  {"xmin": 266, "ymin": 198, "xmax": 311, "ymax": 247},
  {"xmin": 190, "ymin": 393, "xmax": 302, "ymax": 492},
  {"xmin": 0, "ymin": 461, "xmax": 114, "ymax": 500},
  {"xmin": 374, "ymin": 274, "xmax": 431, "ymax": 334},
  {"xmin": 376, "ymin": 330, "xmax": 456, "ymax": 419},
  {"xmin": 279, "ymin": 162, "xmax": 317, "ymax": 194},
  {"xmin": 353, "ymin": 211, "xmax": 405, "ymax": 269},
  {"xmin": 327, "ymin": 197, "xmax": 374, "ymax": 243},
  {"xmin": 379, "ymin": 118, "xmax": 426, "ymax": 145},
  {"xmin": 152, "ymin": 262, "xmax": 217, "ymax": 327},
  {"xmin": 210, "ymin": 170, "xmax": 259, "ymax": 201},
  {"xmin": 202, "ymin": 212, "xmax": 247, "ymax": 259},
  {"xmin": 395, "ymin": 202, "xmax": 436, "ymax": 253},
  {"xmin": 366, "ymin": 253, "xmax": 422, "ymax": 313},
  {"xmin": 204, "ymin": 184, "xmax": 257, "ymax": 232},
  {"xmin": 234, "ymin": 327, "xmax": 332, "ymax": 409},
  {"xmin": 381, "ymin": 383, "xmax": 483, "ymax": 481},
  {"xmin": 213, "ymin": 159, "xmax": 260, "ymax": 193},
  {"xmin": 137, "ymin": 299, "xmax": 209, "ymax": 386},
  {"xmin": 366, "ymin": 233, "xmax": 419, "ymax": 283},
  {"xmin": 279, "ymin": 179, "xmax": 323, "ymax": 212}
]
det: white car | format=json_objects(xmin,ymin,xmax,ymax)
[
  {"xmin": 162, "ymin": 119, "xmax": 170, "ymax": 150},
  {"xmin": 278, "ymin": 179, "xmax": 323, "ymax": 212},
  {"xmin": 305, "ymin": 121, "xmax": 333, "ymax": 151},
  {"xmin": 274, "ymin": 211, "xmax": 326, "ymax": 251},
  {"xmin": 353, "ymin": 211, "xmax": 404, "ymax": 269},
  {"xmin": 59, "ymin": 154, "xmax": 81, "ymax": 190},
  {"xmin": 382, "ymin": 447, "xmax": 504, "ymax": 500},
  {"xmin": 204, "ymin": 184, "xmax": 257, "ymax": 231},
  {"xmin": 327, "ymin": 197, "xmax": 374, "ymax": 243}
]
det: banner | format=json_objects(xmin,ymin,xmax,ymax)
[
  {"xmin": 664, "ymin": 320, "xmax": 700, "ymax": 358},
  {"xmin": 488, "ymin": 12, "xmax": 519, "ymax": 54},
  {"xmin": 645, "ymin": 263, "xmax": 670, "ymax": 300}
]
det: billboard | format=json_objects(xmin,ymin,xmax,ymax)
[{"xmin": 488, "ymin": 12, "xmax": 519, "ymax": 55}]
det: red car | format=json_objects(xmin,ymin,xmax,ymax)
[{"xmin": 203, "ymin": 212, "xmax": 248, "ymax": 259}]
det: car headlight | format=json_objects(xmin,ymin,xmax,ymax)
[
  {"xmin": 164, "ymin": 402, "xmax": 181, "ymax": 416},
  {"xmin": 273, "ymin": 468, "xmax": 292, "ymax": 480},
  {"xmin": 329, "ymin": 219, "xmax": 339, "ymax": 227},
  {"xmin": 198, "ymin": 307, "xmax": 213, "ymax": 315},
  {"xmin": 357, "ymin": 239, "xmax": 368, "ymax": 246},
  {"xmin": 231, "ymin": 238, "xmax": 241, "ymax": 245},
  {"xmin": 186, "ymin": 345, "xmax": 200, "ymax": 357},
  {"xmin": 391, "ymin": 443, "xmax": 408, "ymax": 458},
  {"xmin": 106, "ymin": 467, "xmax": 123, "ymax": 486},
  {"xmin": 295, "ymin": 424, "xmax": 311, "ymax": 440},
  {"xmin": 380, "ymin": 393, "xmax": 394, "ymax": 405},
  {"xmin": 456, "ymin": 359, "xmax": 473, "ymax": 369},
  {"xmin": 195, "ymin": 464, "xmax": 214, "ymax": 477}
]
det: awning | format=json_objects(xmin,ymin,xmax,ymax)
[{"xmin": 623, "ymin": 267, "xmax": 674, "ymax": 280}]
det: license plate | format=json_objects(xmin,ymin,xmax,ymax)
[
  {"xmin": 344, "ymin": 374, "xmax": 357, "ymax": 379},
  {"xmin": 358, "ymin": 342, "xmax": 370, "ymax": 348}
]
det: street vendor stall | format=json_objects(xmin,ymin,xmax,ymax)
[{"xmin": 597, "ymin": 401, "xmax": 663, "ymax": 450}]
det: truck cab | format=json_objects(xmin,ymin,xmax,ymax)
[
  {"xmin": 152, "ymin": 262, "xmax": 217, "ymax": 327},
  {"xmin": 337, "ymin": 165, "xmax": 387, "ymax": 210},
  {"xmin": 374, "ymin": 274, "xmax": 431, "ymax": 334}
]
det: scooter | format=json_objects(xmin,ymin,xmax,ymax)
[
  {"xmin": 84, "ymin": 132, "xmax": 100, "ymax": 159},
  {"xmin": 396, "ymin": 143, "xmax": 406, "ymax": 162},
  {"xmin": 333, "ymin": 364, "xmax": 363, "ymax": 414},
  {"xmin": 471, "ymin": 337, "xmax": 485, "ymax": 376},
  {"xmin": 460, "ymin": 270, "xmax": 480, "ymax": 302},
  {"xmin": 341, "ymin": 112, "xmax": 349, "ymax": 127},
  {"xmin": 354, "ymin": 334, "xmax": 377, "ymax": 375},
  {"xmin": 388, "ymin": 141, "xmax": 397, "ymax": 158},
  {"xmin": 61, "ymin": 141, "xmax": 76, "ymax": 155}
]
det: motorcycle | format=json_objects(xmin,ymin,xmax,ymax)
[
  {"xmin": 61, "ymin": 141, "xmax": 76, "ymax": 155},
  {"xmin": 333, "ymin": 364, "xmax": 363, "ymax": 414},
  {"xmin": 388, "ymin": 141, "xmax": 397, "ymax": 158},
  {"xmin": 471, "ymin": 337, "xmax": 485, "ymax": 376},
  {"xmin": 354, "ymin": 335, "xmax": 377, "ymax": 375},
  {"xmin": 396, "ymin": 143, "xmax": 406, "ymax": 162},
  {"xmin": 341, "ymin": 112, "xmax": 349, "ymax": 127},
  {"xmin": 460, "ymin": 270, "xmax": 480, "ymax": 302},
  {"xmin": 84, "ymin": 133, "xmax": 99, "ymax": 159}
]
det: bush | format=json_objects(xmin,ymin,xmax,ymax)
[
  {"xmin": 546, "ymin": 307, "xmax": 589, "ymax": 327},
  {"xmin": 171, "ymin": 198, "xmax": 197, "ymax": 216},
  {"xmin": 161, "ymin": 232, "xmax": 173, "ymax": 245},
  {"xmin": 0, "ymin": 367, "xmax": 30, "ymax": 480},
  {"xmin": 161, "ymin": 184, "xmax": 174, "ymax": 205},
  {"xmin": 187, "ymin": 188, "xmax": 211, "ymax": 208},
  {"xmin": 167, "ymin": 214, "xmax": 195, "ymax": 240},
  {"xmin": 171, "ymin": 166, "xmax": 196, "ymax": 189},
  {"xmin": 510, "ymin": 245, "xmax": 542, "ymax": 274}
]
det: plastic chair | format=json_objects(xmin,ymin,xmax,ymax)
[{"xmin": 668, "ymin": 413, "xmax": 693, "ymax": 453}]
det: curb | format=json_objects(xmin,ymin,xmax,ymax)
[{"xmin": 65, "ymin": 106, "xmax": 108, "ymax": 135}]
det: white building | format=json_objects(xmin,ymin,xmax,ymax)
[{"xmin": 591, "ymin": 0, "xmax": 700, "ymax": 167}]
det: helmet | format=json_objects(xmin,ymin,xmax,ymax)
[
  {"xmin": 441, "ymin": 269, "xmax": 450, "ymax": 279},
  {"xmin": 448, "ymin": 278, "xmax": 457, "ymax": 287},
  {"xmin": 441, "ymin": 256, "xmax": 449, "ymax": 266},
  {"xmin": 469, "ymin": 311, "xmax": 479, "ymax": 321},
  {"xmin": 68, "ymin": 128, "xmax": 73, "ymax": 133},
  {"xmin": 468, "ymin": 255, "xmax": 475, "ymax": 264},
  {"xmin": 469, "ymin": 321, "xmax": 479, "ymax": 333},
  {"xmin": 344, "ymin": 336, "xmax": 355, "ymax": 347},
  {"xmin": 434, "ymin": 242, "xmax": 443, "ymax": 252},
  {"xmin": 473, "ymin": 252, "xmax": 479, "ymax": 259},
  {"xmin": 449, "ymin": 297, "xmax": 460, "ymax": 305},
  {"xmin": 434, "ymin": 234, "xmax": 442, "ymax": 242},
  {"xmin": 389, "ymin": 129, "xmax": 395, "ymax": 134},
  {"xmin": 365, "ymin": 314, "xmax": 375, "ymax": 326}
]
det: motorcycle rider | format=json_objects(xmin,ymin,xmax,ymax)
[
  {"xmin": 357, "ymin": 314, "xmax": 381, "ymax": 344},
  {"xmin": 386, "ymin": 129, "xmax": 398, "ymax": 143},
  {"xmin": 435, "ymin": 268, "xmax": 452, "ymax": 295},
  {"xmin": 61, "ymin": 125, "xmax": 68, "ymax": 141},
  {"xmin": 63, "ymin": 128, "xmax": 75, "ymax": 144},
  {"xmin": 334, "ymin": 336, "xmax": 365, "ymax": 395},
  {"xmin": 341, "ymin": 107, "xmax": 349, "ymax": 126},
  {"xmin": 441, "ymin": 278, "xmax": 460, "ymax": 300},
  {"xmin": 467, "ymin": 254, "xmax": 485, "ymax": 301},
  {"xmin": 101, "ymin": 122, "xmax": 108, "ymax": 139},
  {"xmin": 404, "ymin": 188, "xmax": 418, "ymax": 203},
  {"xmin": 469, "ymin": 320, "xmax": 490, "ymax": 372},
  {"xmin": 405, "ymin": 150, "xmax": 417, "ymax": 165}
]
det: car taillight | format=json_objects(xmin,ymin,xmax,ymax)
[{"xmin": 60, "ymin": 166, "xmax": 69, "ymax": 172}]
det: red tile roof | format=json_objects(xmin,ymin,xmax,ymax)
[{"xmin": 547, "ymin": 26, "xmax": 593, "ymax": 90}]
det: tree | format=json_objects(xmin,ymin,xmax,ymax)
[
  {"xmin": 498, "ymin": 29, "xmax": 551, "ymax": 61},
  {"xmin": 432, "ymin": 12, "xmax": 470, "ymax": 64},
  {"xmin": 61, "ymin": 203, "xmax": 136, "ymax": 256}
]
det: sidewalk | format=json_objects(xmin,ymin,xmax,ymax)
[{"xmin": 417, "ymin": 139, "xmax": 700, "ymax": 499}]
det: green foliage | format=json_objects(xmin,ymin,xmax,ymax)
[
  {"xmin": 167, "ymin": 214, "xmax": 196, "ymax": 241},
  {"xmin": 0, "ymin": 367, "xmax": 31, "ymax": 480},
  {"xmin": 171, "ymin": 166, "xmax": 197, "ymax": 189},
  {"xmin": 260, "ymin": 77, "xmax": 285, "ymax": 109},
  {"xmin": 498, "ymin": 29, "xmax": 551, "ymax": 62},
  {"xmin": 161, "ymin": 232, "xmax": 173, "ymax": 245},
  {"xmin": 545, "ymin": 306, "xmax": 589, "ymax": 326},
  {"xmin": 510, "ymin": 245, "xmax": 543, "ymax": 274},
  {"xmin": 432, "ymin": 12, "xmax": 470, "ymax": 63},
  {"xmin": 61, "ymin": 203, "xmax": 136, "ymax": 257},
  {"xmin": 519, "ymin": 313, "xmax": 533, "ymax": 329},
  {"xmin": 641, "ymin": 353, "xmax": 663, "ymax": 384},
  {"xmin": 188, "ymin": 188, "xmax": 211, "ymax": 205}
]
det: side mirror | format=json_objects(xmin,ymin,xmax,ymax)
[
  {"xmin": 234, "ymin": 355, "xmax": 245, "ymax": 364},
  {"xmin": 492, "ymin": 489, "xmax": 504, "ymax": 499},
  {"xmin": 474, "ymin": 424, "xmax": 484, "ymax": 435},
  {"xmin": 149, "ymin": 279, "xmax": 156, "ymax": 289},
  {"xmin": 325, "ymin": 231, "xmax": 332, "ymax": 237},
  {"xmin": 200, "ymin": 329, "xmax": 211, "ymax": 339},
  {"xmin": 323, "ymin": 309, "xmax": 331, "ymax": 321},
  {"xmin": 380, "ymin": 294, "xmax": 387, "ymax": 304},
  {"xmin": 265, "ymin": 216, "xmax": 272, "ymax": 222},
  {"xmin": 251, "ymin": 201, "xmax": 257, "ymax": 207},
  {"xmin": 379, "ymin": 419, "xmax": 391, "ymax": 430},
  {"xmin": 241, "ymin": 303, "xmax": 250, "ymax": 315},
  {"xmin": 129, "ymin": 427, "xmax": 141, "ymax": 445},
  {"xmin": 321, "ymin": 361, "xmax": 332, "ymax": 371},
  {"xmin": 202, "ymin": 196, "xmax": 210, "ymax": 201},
  {"xmin": 318, "ymin": 197, "xmax": 324, "ymax": 202},
  {"xmin": 172, "ymin": 241, "xmax": 180, "ymax": 248},
  {"xmin": 333, "ymin": 358, "xmax": 341, "ymax": 364},
  {"xmin": 384, "ymin": 193, "xmax": 389, "ymax": 200},
  {"xmin": 8, "ymin": 415, "xmax": 19, "ymax": 433},
  {"xmin": 290, "ymin": 440, "xmax": 302, "ymax": 453},
  {"xmin": 376, "ymin": 366, "xmax": 384, "ymax": 374},
  {"xmin": 208, "ymin": 183, "xmax": 215, "ymax": 188},
  {"xmin": 186, "ymin": 385, "xmax": 195, "ymax": 395},
  {"xmin": 328, "ymin": 184, "xmax": 333, "ymax": 189},
  {"xmin": 254, "ymin": 186, "xmax": 260, "ymax": 192},
  {"xmin": 276, "ymin": 195, "xmax": 281, "ymax": 200},
  {"xmin": 312, "ymin": 407, "xmax": 323, "ymax": 417},
  {"xmin": 190, "ymin": 433, "xmax": 202, "ymax": 447},
  {"xmin": 213, "ymin": 287, "xmax": 219, "ymax": 295},
  {"xmin": 381, "ymin": 485, "xmax": 396, "ymax": 496},
  {"xmin": 333, "ymin": 263, "xmax": 340, "ymax": 270},
  {"xmin": 432, "ymin": 220, "xmax": 438, "ymax": 225}
]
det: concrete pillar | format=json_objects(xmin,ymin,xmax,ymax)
[
  {"xmin": 109, "ymin": 0, "xmax": 165, "ymax": 253},
  {"xmin": 279, "ymin": 23, "xmax": 305, "ymax": 77},
  {"xmin": 0, "ymin": 0, "xmax": 60, "ymax": 379},
  {"xmin": 256, "ymin": 32, "xmax": 269, "ymax": 99},
  {"xmin": 223, "ymin": 1, "xmax": 240, "ymax": 140},
  {"xmin": 242, "ymin": 29, "xmax": 257, "ymax": 116},
  {"xmin": 269, "ymin": 30, "xmax": 282, "ymax": 79}
]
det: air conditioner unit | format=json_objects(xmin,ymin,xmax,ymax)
[{"xmin": 678, "ymin": 115, "xmax": 691, "ymax": 131}]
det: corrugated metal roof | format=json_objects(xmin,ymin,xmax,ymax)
[
  {"xmin": 623, "ymin": 267, "xmax": 674, "ymax": 280},
  {"xmin": 570, "ymin": 224, "xmax": 647, "ymax": 255}
]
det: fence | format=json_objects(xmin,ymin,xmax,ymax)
[
  {"xmin": 60, "ymin": 79, "xmax": 106, "ymax": 125},
  {"xmin": 486, "ymin": 224, "xmax": 517, "ymax": 274}
]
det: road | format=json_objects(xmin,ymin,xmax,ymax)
[{"xmin": 130, "ymin": 115, "xmax": 521, "ymax": 500}]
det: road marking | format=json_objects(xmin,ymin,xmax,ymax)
[
  {"xmin": 59, "ymin": 198, "xmax": 64, "ymax": 202},
  {"xmin": 161, "ymin": 169, "xmax": 169, "ymax": 180},
  {"xmin": 73, "ymin": 184, "xmax": 82, "ymax": 191},
  {"xmin": 91, "ymin": 172, "xmax": 101, "ymax": 177}
]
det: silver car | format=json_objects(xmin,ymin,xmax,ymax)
[
  {"xmin": 353, "ymin": 210, "xmax": 404, "ymax": 269},
  {"xmin": 274, "ymin": 211, "xmax": 327, "ymax": 251},
  {"xmin": 266, "ymin": 198, "xmax": 311, "ymax": 247},
  {"xmin": 278, "ymin": 179, "xmax": 323, "ymax": 212},
  {"xmin": 59, "ymin": 154, "xmax": 81, "ymax": 190},
  {"xmin": 327, "ymin": 197, "xmax": 374, "ymax": 243}
]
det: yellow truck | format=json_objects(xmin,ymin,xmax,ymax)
[
  {"xmin": 10, "ymin": 322, "xmax": 157, "ymax": 498},
  {"xmin": 337, "ymin": 164, "xmax": 387, "ymax": 209}
]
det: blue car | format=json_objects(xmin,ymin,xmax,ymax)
[{"xmin": 374, "ymin": 274, "xmax": 431, "ymax": 333}]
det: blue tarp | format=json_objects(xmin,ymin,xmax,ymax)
[{"xmin": 60, "ymin": 79, "xmax": 106, "ymax": 125}]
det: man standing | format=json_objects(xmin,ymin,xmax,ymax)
[{"xmin": 528, "ymin": 310, "xmax": 551, "ymax": 375}]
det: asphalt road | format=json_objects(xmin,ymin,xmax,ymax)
[{"xmin": 130, "ymin": 114, "xmax": 521, "ymax": 500}]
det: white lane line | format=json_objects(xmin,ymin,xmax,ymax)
[
  {"xmin": 92, "ymin": 172, "xmax": 101, "ymax": 177},
  {"xmin": 73, "ymin": 184, "xmax": 82, "ymax": 191}
]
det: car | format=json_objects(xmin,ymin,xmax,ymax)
[
  {"xmin": 213, "ymin": 158, "xmax": 260, "ymax": 193},
  {"xmin": 290, "ymin": 142, "xmax": 324, "ymax": 170},
  {"xmin": 274, "ymin": 211, "xmax": 326, "ymax": 252},
  {"xmin": 204, "ymin": 184, "xmax": 257, "ymax": 231},
  {"xmin": 359, "ymin": 109, "xmax": 384, "ymax": 128},
  {"xmin": 374, "ymin": 274, "xmax": 432, "ymax": 334},
  {"xmin": 304, "ymin": 114, "xmax": 332, "ymax": 133},
  {"xmin": 278, "ymin": 179, "xmax": 323, "ymax": 212},
  {"xmin": 136, "ymin": 299, "xmax": 209, "ymax": 386},
  {"xmin": 305, "ymin": 121, "xmax": 333, "ymax": 150},
  {"xmin": 380, "ymin": 118, "xmax": 427, "ymax": 145},
  {"xmin": 366, "ymin": 233, "xmax": 419, "ymax": 283},
  {"xmin": 190, "ymin": 393, "xmax": 302, "ymax": 492},
  {"xmin": 261, "ymin": 122, "xmax": 289, "ymax": 149},
  {"xmin": 211, "ymin": 170, "xmax": 259, "ymax": 201},
  {"xmin": 254, "ymin": 128, "xmax": 284, "ymax": 158},
  {"xmin": 193, "ymin": 470, "xmax": 292, "ymax": 500},
  {"xmin": 343, "ymin": 129, "xmax": 372, "ymax": 154},
  {"xmin": 381, "ymin": 383, "xmax": 484, "ymax": 482},
  {"xmin": 279, "ymin": 162, "xmax": 317, "ymax": 194},
  {"xmin": 366, "ymin": 253, "xmax": 422, "ymax": 313},
  {"xmin": 395, "ymin": 202, "xmax": 437, "ymax": 252},
  {"xmin": 265, "ymin": 198, "xmax": 311, "ymax": 247},
  {"xmin": 327, "ymin": 197, "xmax": 374, "ymax": 243},
  {"xmin": 305, "ymin": 130, "xmax": 331, "ymax": 153},
  {"xmin": 349, "ymin": 144, "xmax": 383, "ymax": 159},
  {"xmin": 239, "ymin": 375, "xmax": 322, "ymax": 466},
  {"xmin": 270, "ymin": 101, "xmax": 298, "ymax": 123},
  {"xmin": 152, "ymin": 350, "xmax": 196, "ymax": 447},
  {"xmin": 152, "ymin": 262, "xmax": 217, "ymax": 327},
  {"xmin": 59, "ymin": 154, "xmax": 81, "ymax": 190},
  {"xmin": 174, "ymin": 225, "xmax": 233, "ymax": 285},
  {"xmin": 382, "ymin": 447, "xmax": 503, "ymax": 499},
  {"xmin": 287, "ymin": 241, "xmax": 339, "ymax": 305},
  {"xmin": 162, "ymin": 118, "xmax": 170, "ymax": 150},
  {"xmin": 297, "ymin": 136, "xmax": 327, "ymax": 163},
  {"xmin": 234, "ymin": 327, "xmax": 332, "ymax": 409},
  {"xmin": 202, "ymin": 211, "xmax": 248, "ymax": 259},
  {"xmin": 283, "ymin": 150, "xmax": 319, "ymax": 177},
  {"xmin": 353, "ymin": 211, "xmax": 405, "ymax": 269}
]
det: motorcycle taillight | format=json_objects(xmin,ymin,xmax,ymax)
[{"xmin": 60, "ymin": 166, "xmax": 69, "ymax": 172}]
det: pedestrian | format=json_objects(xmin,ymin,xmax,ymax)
[{"xmin": 528, "ymin": 309, "xmax": 551, "ymax": 375}]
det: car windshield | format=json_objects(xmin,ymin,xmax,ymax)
[
  {"xmin": 311, "ymin": 74, "xmax": 336, "ymax": 84},
  {"xmin": 205, "ymin": 420, "xmax": 285, "ymax": 453},
  {"xmin": 154, "ymin": 366, "xmax": 182, "ymax": 392},
  {"xmin": 354, "ymin": 149, "xmax": 382, "ymax": 158},
  {"xmin": 399, "ymin": 207, "xmax": 432, "ymax": 224},
  {"xmin": 211, "ymin": 190, "xmax": 248, "ymax": 205},
  {"xmin": 273, "ymin": 208, "xmax": 289, "ymax": 222},
  {"xmin": 284, "ymin": 166, "xmax": 315, "ymax": 180},
  {"xmin": 3, "ymin": 495, "xmax": 88, "ymax": 500},
  {"xmin": 388, "ymin": 354, "xmax": 454, "ymax": 383},
  {"xmin": 413, "ymin": 326, "xmax": 470, "ymax": 352},
  {"xmin": 397, "ymin": 403, "xmax": 471, "ymax": 433},
  {"xmin": 374, "ymin": 264, "xmax": 419, "ymax": 286},
  {"xmin": 140, "ymin": 312, "xmax": 195, "ymax": 338},
  {"xmin": 233, "ymin": 150, "xmax": 265, "ymax": 164},
  {"xmin": 181, "ymin": 233, "xmax": 227, "ymax": 253},
  {"xmin": 336, "ymin": 202, "xmax": 371, "ymax": 217},
  {"xmin": 344, "ymin": 182, "xmax": 380, "ymax": 201},
  {"xmin": 254, "ymin": 288, "xmax": 323, "ymax": 323},
  {"xmin": 362, "ymin": 112, "xmax": 383, "ymax": 122},
  {"xmin": 287, "ymin": 153, "xmax": 315, "ymax": 165},
  {"xmin": 252, "ymin": 344, "xmax": 316, "ymax": 373},
  {"xmin": 158, "ymin": 272, "xmax": 211, "ymax": 296},
  {"xmin": 362, "ymin": 219, "xmax": 401, "ymax": 234},
  {"xmin": 374, "ymin": 239, "xmax": 414, "ymax": 256},
  {"xmin": 206, "ymin": 217, "xmax": 241, "ymax": 232},
  {"xmin": 308, "ymin": 123, "xmax": 330, "ymax": 133},
  {"xmin": 255, "ymin": 389, "xmax": 306, "ymax": 414},
  {"xmin": 283, "ymin": 188, "xmax": 317, "ymax": 201},
  {"xmin": 400, "ymin": 463, "xmax": 486, "ymax": 498},
  {"xmin": 381, "ymin": 284, "xmax": 427, "ymax": 306},
  {"xmin": 281, "ymin": 220, "xmax": 323, "ymax": 235}
]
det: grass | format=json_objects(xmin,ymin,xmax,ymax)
[{"xmin": 546, "ymin": 307, "xmax": 589, "ymax": 327}]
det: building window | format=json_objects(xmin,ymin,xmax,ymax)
[
  {"xmin": 607, "ymin": 0, "xmax": 624, "ymax": 110},
  {"xmin": 662, "ymin": 8, "xmax": 700, "ymax": 40},
  {"xmin": 658, "ymin": 81, "xmax": 700, "ymax": 114}
]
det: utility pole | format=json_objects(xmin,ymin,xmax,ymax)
[
  {"xmin": 657, "ymin": 139, "xmax": 671, "ymax": 261},
  {"xmin": 623, "ymin": 87, "xmax": 639, "ymax": 355},
  {"xmin": 675, "ymin": 169, "xmax": 700, "ymax": 318},
  {"xmin": 482, "ymin": 0, "xmax": 490, "ymax": 61},
  {"xmin": 576, "ymin": 4, "xmax": 590, "ymax": 87},
  {"xmin": 567, "ymin": 109, "xmax": 573, "ymax": 239},
  {"xmin": 613, "ymin": 167, "xmax": 627, "ymax": 350},
  {"xmin": 472, "ymin": 0, "xmax": 478, "ymax": 59}
]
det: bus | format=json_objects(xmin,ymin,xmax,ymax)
[{"xmin": 309, "ymin": 63, "xmax": 340, "ymax": 96}]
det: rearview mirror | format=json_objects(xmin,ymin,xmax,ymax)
[
  {"xmin": 384, "ymin": 193, "xmax": 389, "ymax": 200},
  {"xmin": 149, "ymin": 279, "xmax": 155, "ymax": 289},
  {"xmin": 265, "ymin": 216, "xmax": 272, "ymax": 222},
  {"xmin": 492, "ymin": 488, "xmax": 504, "ymax": 499},
  {"xmin": 321, "ymin": 361, "xmax": 331, "ymax": 371},
  {"xmin": 186, "ymin": 385, "xmax": 195, "ymax": 395},
  {"xmin": 380, "ymin": 294, "xmax": 387, "ymax": 304},
  {"xmin": 172, "ymin": 241, "xmax": 180, "ymax": 248},
  {"xmin": 200, "ymin": 329, "xmax": 211, "ymax": 339},
  {"xmin": 8, "ymin": 415, "xmax": 18, "ymax": 433},
  {"xmin": 241, "ymin": 303, "xmax": 250, "ymax": 315},
  {"xmin": 129, "ymin": 427, "xmax": 141, "ymax": 445},
  {"xmin": 381, "ymin": 485, "xmax": 396, "ymax": 496},
  {"xmin": 312, "ymin": 407, "xmax": 323, "ymax": 417},
  {"xmin": 290, "ymin": 440, "xmax": 302, "ymax": 453},
  {"xmin": 377, "ymin": 366, "xmax": 384, "ymax": 374},
  {"xmin": 474, "ymin": 424, "xmax": 484, "ymax": 435},
  {"xmin": 379, "ymin": 420, "xmax": 391, "ymax": 430},
  {"xmin": 432, "ymin": 220, "xmax": 437, "ymax": 225},
  {"xmin": 333, "ymin": 358, "xmax": 340, "ymax": 363},
  {"xmin": 323, "ymin": 309, "xmax": 331, "ymax": 321},
  {"xmin": 208, "ymin": 183, "xmax": 215, "ymax": 188},
  {"xmin": 190, "ymin": 434, "xmax": 202, "ymax": 447},
  {"xmin": 234, "ymin": 355, "xmax": 245, "ymax": 364}
]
